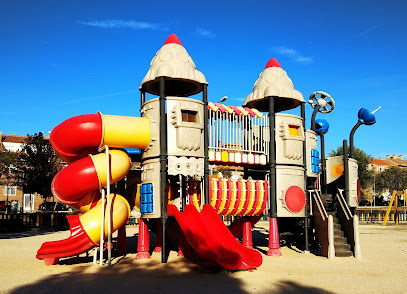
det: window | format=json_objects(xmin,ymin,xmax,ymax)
[
  {"xmin": 181, "ymin": 110, "xmax": 198, "ymax": 123},
  {"xmin": 3, "ymin": 186, "xmax": 17, "ymax": 196}
]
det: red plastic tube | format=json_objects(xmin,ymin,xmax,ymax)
[{"xmin": 50, "ymin": 113, "xmax": 102, "ymax": 163}]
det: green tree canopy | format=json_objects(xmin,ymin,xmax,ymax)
[
  {"xmin": 375, "ymin": 167, "xmax": 407, "ymax": 193},
  {"xmin": 15, "ymin": 133, "xmax": 61, "ymax": 200},
  {"xmin": 329, "ymin": 145, "xmax": 374, "ymax": 189}
]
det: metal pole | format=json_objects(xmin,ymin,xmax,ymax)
[
  {"xmin": 319, "ymin": 130, "xmax": 327, "ymax": 194},
  {"xmin": 159, "ymin": 76, "xmax": 168, "ymax": 264},
  {"xmin": 268, "ymin": 97, "xmax": 277, "ymax": 218},
  {"xmin": 99, "ymin": 189, "xmax": 105, "ymax": 266},
  {"xmin": 301, "ymin": 102, "xmax": 309, "ymax": 253},
  {"xmin": 140, "ymin": 91, "xmax": 145, "ymax": 110},
  {"xmin": 349, "ymin": 121, "xmax": 362, "ymax": 159},
  {"xmin": 203, "ymin": 84, "xmax": 210, "ymax": 205},
  {"xmin": 343, "ymin": 140, "xmax": 350, "ymax": 206},
  {"xmin": 310, "ymin": 105, "xmax": 321, "ymax": 131},
  {"xmin": 105, "ymin": 145, "xmax": 112, "ymax": 267}
]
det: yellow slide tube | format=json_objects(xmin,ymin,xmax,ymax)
[
  {"xmin": 80, "ymin": 193, "xmax": 130, "ymax": 244},
  {"xmin": 99, "ymin": 113, "xmax": 151, "ymax": 150},
  {"xmin": 90, "ymin": 150, "xmax": 131, "ymax": 189}
]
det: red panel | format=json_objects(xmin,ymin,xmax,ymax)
[{"xmin": 284, "ymin": 186, "xmax": 306, "ymax": 213}]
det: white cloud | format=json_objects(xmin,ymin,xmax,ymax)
[
  {"xmin": 63, "ymin": 89, "xmax": 139, "ymax": 105},
  {"xmin": 195, "ymin": 28, "xmax": 215, "ymax": 38},
  {"xmin": 271, "ymin": 46, "xmax": 314, "ymax": 65},
  {"xmin": 77, "ymin": 19, "xmax": 163, "ymax": 31},
  {"xmin": 354, "ymin": 24, "xmax": 382, "ymax": 39}
]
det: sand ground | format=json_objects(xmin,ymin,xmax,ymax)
[{"xmin": 1, "ymin": 222, "xmax": 406, "ymax": 294}]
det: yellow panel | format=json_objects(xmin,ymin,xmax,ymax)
[
  {"xmin": 288, "ymin": 125, "xmax": 299, "ymax": 136},
  {"xmin": 221, "ymin": 151, "xmax": 229, "ymax": 162},
  {"xmin": 244, "ymin": 181, "xmax": 256, "ymax": 216},
  {"xmin": 332, "ymin": 164, "xmax": 344, "ymax": 177}
]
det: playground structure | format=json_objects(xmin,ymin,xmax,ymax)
[{"xmin": 36, "ymin": 34, "xmax": 379, "ymax": 269}]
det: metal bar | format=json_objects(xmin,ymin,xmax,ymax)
[
  {"xmin": 99, "ymin": 189, "xmax": 105, "ymax": 266},
  {"xmin": 349, "ymin": 121, "xmax": 362, "ymax": 159},
  {"xmin": 301, "ymin": 102, "xmax": 309, "ymax": 253},
  {"xmin": 343, "ymin": 140, "xmax": 350, "ymax": 206},
  {"xmin": 105, "ymin": 145, "xmax": 112, "ymax": 267},
  {"xmin": 159, "ymin": 76, "xmax": 168, "ymax": 263},
  {"xmin": 203, "ymin": 84, "xmax": 210, "ymax": 205},
  {"xmin": 268, "ymin": 97, "xmax": 277, "ymax": 218}
]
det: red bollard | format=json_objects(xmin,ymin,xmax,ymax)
[
  {"xmin": 136, "ymin": 218, "xmax": 151, "ymax": 259},
  {"xmin": 242, "ymin": 220, "xmax": 253, "ymax": 249},
  {"xmin": 116, "ymin": 224, "xmax": 127, "ymax": 255},
  {"xmin": 267, "ymin": 217, "xmax": 282, "ymax": 256},
  {"xmin": 154, "ymin": 220, "xmax": 162, "ymax": 253}
]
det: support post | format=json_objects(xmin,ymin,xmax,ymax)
[
  {"xmin": 136, "ymin": 218, "xmax": 151, "ymax": 259},
  {"xmin": 267, "ymin": 96, "xmax": 281, "ymax": 256},
  {"xmin": 301, "ymin": 102, "xmax": 310, "ymax": 253},
  {"xmin": 242, "ymin": 220, "xmax": 253, "ymax": 249},
  {"xmin": 159, "ymin": 76, "xmax": 168, "ymax": 263},
  {"xmin": 319, "ymin": 130, "xmax": 327, "ymax": 195},
  {"xmin": 349, "ymin": 121, "xmax": 362, "ymax": 159},
  {"xmin": 203, "ymin": 84, "xmax": 210, "ymax": 205},
  {"xmin": 343, "ymin": 140, "xmax": 350, "ymax": 206}
]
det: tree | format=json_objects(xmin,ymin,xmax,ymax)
[
  {"xmin": 329, "ymin": 145, "xmax": 374, "ymax": 189},
  {"xmin": 375, "ymin": 167, "xmax": 407, "ymax": 193},
  {"xmin": 0, "ymin": 151, "xmax": 21, "ymax": 202},
  {"xmin": 15, "ymin": 133, "xmax": 61, "ymax": 200}
]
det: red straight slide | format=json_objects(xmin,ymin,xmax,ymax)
[{"xmin": 167, "ymin": 204, "xmax": 262, "ymax": 270}]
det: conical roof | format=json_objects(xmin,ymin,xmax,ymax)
[
  {"xmin": 243, "ymin": 58, "xmax": 304, "ymax": 112},
  {"xmin": 140, "ymin": 34, "xmax": 208, "ymax": 96}
]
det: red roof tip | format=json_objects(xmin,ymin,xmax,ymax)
[
  {"xmin": 164, "ymin": 34, "xmax": 183, "ymax": 45},
  {"xmin": 265, "ymin": 58, "xmax": 281, "ymax": 69}
]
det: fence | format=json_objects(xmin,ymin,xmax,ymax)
[
  {"xmin": 358, "ymin": 212, "xmax": 407, "ymax": 223},
  {"xmin": 0, "ymin": 212, "xmax": 69, "ymax": 231}
]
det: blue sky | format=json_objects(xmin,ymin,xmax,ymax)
[{"xmin": 1, "ymin": 0, "xmax": 406, "ymax": 159}]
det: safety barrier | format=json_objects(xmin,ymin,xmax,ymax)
[
  {"xmin": 0, "ymin": 212, "xmax": 69, "ymax": 231},
  {"xmin": 358, "ymin": 212, "xmax": 407, "ymax": 223}
]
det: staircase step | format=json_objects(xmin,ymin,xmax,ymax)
[
  {"xmin": 334, "ymin": 230, "xmax": 344, "ymax": 237},
  {"xmin": 335, "ymin": 251, "xmax": 354, "ymax": 257},
  {"xmin": 334, "ymin": 236, "xmax": 348, "ymax": 244},
  {"xmin": 334, "ymin": 243, "xmax": 351, "ymax": 251}
]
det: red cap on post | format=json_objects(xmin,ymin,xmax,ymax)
[
  {"xmin": 265, "ymin": 58, "xmax": 282, "ymax": 69},
  {"xmin": 164, "ymin": 33, "xmax": 183, "ymax": 45}
]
